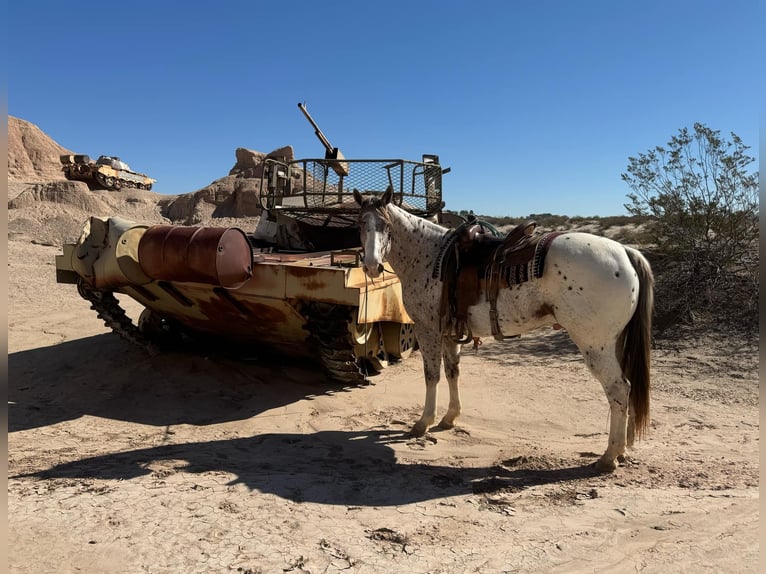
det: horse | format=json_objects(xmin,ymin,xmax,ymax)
[{"xmin": 353, "ymin": 187, "xmax": 654, "ymax": 473}]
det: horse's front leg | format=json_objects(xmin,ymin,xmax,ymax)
[
  {"xmin": 438, "ymin": 338, "xmax": 461, "ymax": 429},
  {"xmin": 410, "ymin": 332, "xmax": 442, "ymax": 437}
]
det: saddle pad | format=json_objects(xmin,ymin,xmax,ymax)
[{"xmin": 500, "ymin": 231, "xmax": 564, "ymax": 287}]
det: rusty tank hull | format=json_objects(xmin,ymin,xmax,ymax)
[
  {"xmin": 55, "ymin": 155, "xmax": 447, "ymax": 384},
  {"xmin": 56, "ymin": 216, "xmax": 415, "ymax": 384}
]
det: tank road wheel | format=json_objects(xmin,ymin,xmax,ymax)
[
  {"xmin": 95, "ymin": 173, "xmax": 108, "ymax": 188},
  {"xmin": 138, "ymin": 309, "xmax": 183, "ymax": 349},
  {"xmin": 304, "ymin": 303, "xmax": 370, "ymax": 386},
  {"xmin": 146, "ymin": 183, "xmax": 153, "ymax": 191},
  {"xmin": 349, "ymin": 314, "xmax": 377, "ymax": 346},
  {"xmin": 382, "ymin": 322, "xmax": 417, "ymax": 361},
  {"xmin": 104, "ymin": 176, "xmax": 116, "ymax": 189}
]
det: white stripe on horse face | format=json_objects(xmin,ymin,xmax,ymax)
[{"xmin": 359, "ymin": 210, "xmax": 388, "ymax": 278}]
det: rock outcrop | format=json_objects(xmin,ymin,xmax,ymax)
[
  {"xmin": 229, "ymin": 145, "xmax": 293, "ymax": 178},
  {"xmin": 8, "ymin": 116, "xmax": 73, "ymax": 182},
  {"xmin": 160, "ymin": 145, "xmax": 293, "ymax": 224},
  {"xmin": 7, "ymin": 115, "xmax": 300, "ymax": 242}
]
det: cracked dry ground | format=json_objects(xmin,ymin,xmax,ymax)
[{"xmin": 9, "ymin": 242, "xmax": 759, "ymax": 573}]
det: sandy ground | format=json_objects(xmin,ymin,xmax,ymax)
[{"xmin": 8, "ymin": 238, "xmax": 759, "ymax": 573}]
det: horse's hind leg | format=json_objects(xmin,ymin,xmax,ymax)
[
  {"xmin": 580, "ymin": 344, "xmax": 630, "ymax": 473},
  {"xmin": 438, "ymin": 339, "xmax": 461, "ymax": 429}
]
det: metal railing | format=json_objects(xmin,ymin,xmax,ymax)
[{"xmin": 259, "ymin": 156, "xmax": 445, "ymax": 225}]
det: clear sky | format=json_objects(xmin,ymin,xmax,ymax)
[{"xmin": 7, "ymin": 0, "xmax": 759, "ymax": 217}]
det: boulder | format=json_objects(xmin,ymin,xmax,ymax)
[
  {"xmin": 161, "ymin": 145, "xmax": 292, "ymax": 224},
  {"xmin": 229, "ymin": 145, "xmax": 293, "ymax": 178}
]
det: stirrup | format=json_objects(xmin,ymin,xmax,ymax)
[
  {"xmin": 489, "ymin": 308, "xmax": 505, "ymax": 341},
  {"xmin": 452, "ymin": 322, "xmax": 473, "ymax": 344}
]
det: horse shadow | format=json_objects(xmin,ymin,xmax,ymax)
[
  {"xmin": 16, "ymin": 429, "xmax": 603, "ymax": 507},
  {"xmin": 467, "ymin": 329, "xmax": 581, "ymax": 366},
  {"xmin": 9, "ymin": 333, "xmax": 363, "ymax": 433}
]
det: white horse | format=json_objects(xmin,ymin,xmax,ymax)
[{"xmin": 353, "ymin": 187, "xmax": 654, "ymax": 473}]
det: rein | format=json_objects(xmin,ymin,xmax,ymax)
[{"xmin": 432, "ymin": 225, "xmax": 464, "ymax": 281}]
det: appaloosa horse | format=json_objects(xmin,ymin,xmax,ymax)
[{"xmin": 353, "ymin": 187, "xmax": 654, "ymax": 472}]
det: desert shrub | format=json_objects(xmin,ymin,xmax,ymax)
[{"xmin": 622, "ymin": 123, "xmax": 759, "ymax": 337}]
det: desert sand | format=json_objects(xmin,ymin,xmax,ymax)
[{"xmin": 8, "ymin": 224, "xmax": 759, "ymax": 574}]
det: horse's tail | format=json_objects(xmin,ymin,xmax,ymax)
[{"xmin": 619, "ymin": 246, "xmax": 654, "ymax": 439}]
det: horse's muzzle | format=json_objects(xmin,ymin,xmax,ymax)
[{"xmin": 363, "ymin": 263, "xmax": 384, "ymax": 278}]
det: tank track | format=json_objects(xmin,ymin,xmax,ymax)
[
  {"xmin": 77, "ymin": 280, "xmax": 155, "ymax": 352},
  {"xmin": 78, "ymin": 282, "xmax": 370, "ymax": 384},
  {"xmin": 303, "ymin": 303, "xmax": 371, "ymax": 386}
]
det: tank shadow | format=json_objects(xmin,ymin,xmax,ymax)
[
  {"xmin": 9, "ymin": 333, "xmax": 365, "ymax": 432},
  {"xmin": 15, "ymin": 429, "xmax": 603, "ymax": 507}
]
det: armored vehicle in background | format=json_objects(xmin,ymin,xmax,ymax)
[{"xmin": 60, "ymin": 154, "xmax": 156, "ymax": 190}]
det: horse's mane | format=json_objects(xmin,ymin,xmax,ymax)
[{"xmin": 386, "ymin": 202, "xmax": 449, "ymax": 238}]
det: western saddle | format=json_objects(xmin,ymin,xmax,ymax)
[{"xmin": 435, "ymin": 216, "xmax": 542, "ymax": 342}]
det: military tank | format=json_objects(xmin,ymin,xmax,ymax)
[
  {"xmin": 55, "ymin": 152, "xmax": 448, "ymax": 385},
  {"xmin": 60, "ymin": 154, "xmax": 156, "ymax": 190},
  {"xmin": 55, "ymin": 104, "xmax": 449, "ymax": 383}
]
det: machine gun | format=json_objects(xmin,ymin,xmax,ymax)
[{"xmin": 298, "ymin": 102, "xmax": 349, "ymax": 177}]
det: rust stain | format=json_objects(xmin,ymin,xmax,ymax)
[
  {"xmin": 181, "ymin": 294, "xmax": 312, "ymax": 354},
  {"xmin": 240, "ymin": 266, "xmax": 284, "ymax": 295},
  {"xmin": 239, "ymin": 300, "xmax": 293, "ymax": 325},
  {"xmin": 287, "ymin": 266, "xmax": 329, "ymax": 291},
  {"xmin": 205, "ymin": 298, "xmax": 286, "ymax": 324}
]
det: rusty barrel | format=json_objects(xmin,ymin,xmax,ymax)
[{"xmin": 138, "ymin": 225, "xmax": 253, "ymax": 289}]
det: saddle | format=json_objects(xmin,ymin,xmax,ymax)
[{"xmin": 436, "ymin": 217, "xmax": 549, "ymax": 342}]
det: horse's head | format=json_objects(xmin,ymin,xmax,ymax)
[{"xmin": 353, "ymin": 185, "xmax": 393, "ymax": 279}]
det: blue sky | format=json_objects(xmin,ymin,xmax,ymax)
[{"xmin": 7, "ymin": 1, "xmax": 759, "ymax": 217}]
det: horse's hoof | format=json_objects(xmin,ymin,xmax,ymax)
[
  {"xmin": 437, "ymin": 418, "xmax": 455, "ymax": 430},
  {"xmin": 409, "ymin": 421, "xmax": 428, "ymax": 437},
  {"xmin": 595, "ymin": 457, "xmax": 618, "ymax": 473}
]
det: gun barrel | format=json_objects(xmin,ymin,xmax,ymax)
[
  {"xmin": 298, "ymin": 102, "xmax": 333, "ymax": 154},
  {"xmin": 297, "ymin": 102, "xmax": 349, "ymax": 177}
]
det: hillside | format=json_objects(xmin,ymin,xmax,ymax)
[{"xmin": 7, "ymin": 116, "xmax": 294, "ymax": 245}]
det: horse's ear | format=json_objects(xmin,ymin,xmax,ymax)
[
  {"xmin": 352, "ymin": 188, "xmax": 363, "ymax": 206},
  {"xmin": 381, "ymin": 185, "xmax": 393, "ymax": 206}
]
